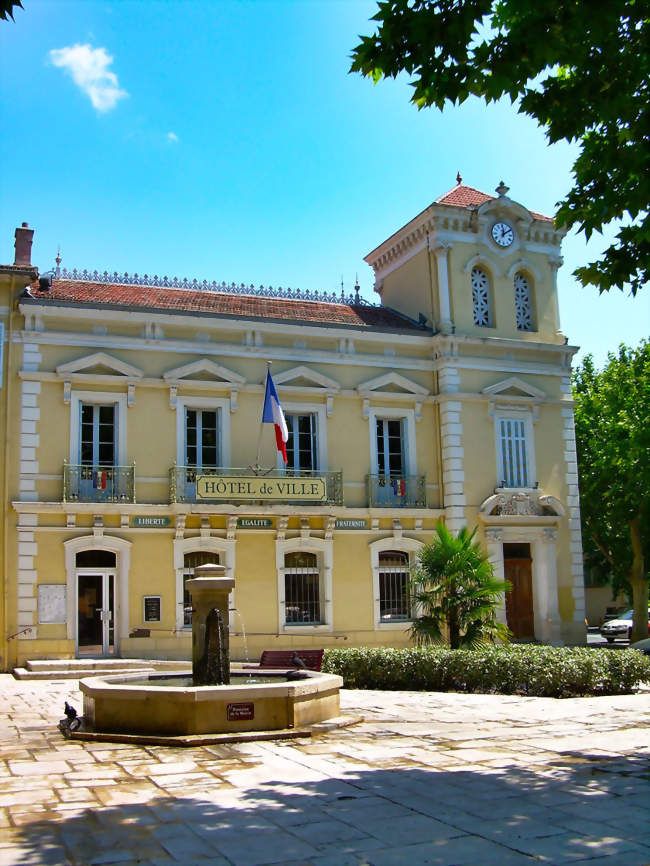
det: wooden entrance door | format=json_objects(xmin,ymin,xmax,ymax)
[{"xmin": 504, "ymin": 558, "xmax": 534, "ymax": 639}]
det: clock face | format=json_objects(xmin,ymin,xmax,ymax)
[{"xmin": 492, "ymin": 222, "xmax": 514, "ymax": 247}]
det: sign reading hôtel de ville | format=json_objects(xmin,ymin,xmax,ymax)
[{"xmin": 195, "ymin": 475, "xmax": 327, "ymax": 502}]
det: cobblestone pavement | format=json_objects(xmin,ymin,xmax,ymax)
[{"xmin": 0, "ymin": 675, "xmax": 649, "ymax": 865}]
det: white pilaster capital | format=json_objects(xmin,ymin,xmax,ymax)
[
  {"xmin": 429, "ymin": 239, "xmax": 453, "ymax": 257},
  {"xmin": 485, "ymin": 528, "xmax": 503, "ymax": 544},
  {"xmin": 169, "ymin": 386, "xmax": 178, "ymax": 409},
  {"xmin": 63, "ymin": 380, "xmax": 71, "ymax": 405}
]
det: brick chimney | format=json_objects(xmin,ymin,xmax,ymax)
[{"xmin": 14, "ymin": 222, "xmax": 34, "ymax": 267}]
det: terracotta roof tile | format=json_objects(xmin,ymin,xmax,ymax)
[
  {"xmin": 26, "ymin": 280, "xmax": 426, "ymax": 332},
  {"xmin": 436, "ymin": 183, "xmax": 553, "ymax": 222},
  {"xmin": 436, "ymin": 184, "xmax": 495, "ymax": 208}
]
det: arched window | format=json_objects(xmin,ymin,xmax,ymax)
[
  {"xmin": 471, "ymin": 266, "xmax": 492, "ymax": 327},
  {"xmin": 378, "ymin": 550, "xmax": 411, "ymax": 622},
  {"xmin": 183, "ymin": 551, "xmax": 220, "ymax": 627},
  {"xmin": 514, "ymin": 271, "xmax": 535, "ymax": 331}
]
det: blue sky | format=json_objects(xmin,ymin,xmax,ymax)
[{"xmin": 1, "ymin": 0, "xmax": 647, "ymax": 367}]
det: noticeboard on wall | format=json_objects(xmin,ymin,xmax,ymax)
[{"xmin": 143, "ymin": 596, "xmax": 161, "ymax": 623}]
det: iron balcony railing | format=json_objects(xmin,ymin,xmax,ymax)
[
  {"xmin": 63, "ymin": 462, "xmax": 136, "ymax": 503},
  {"xmin": 170, "ymin": 465, "xmax": 344, "ymax": 506},
  {"xmin": 367, "ymin": 474, "xmax": 427, "ymax": 508}
]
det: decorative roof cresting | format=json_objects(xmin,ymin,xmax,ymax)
[{"xmin": 54, "ymin": 267, "xmax": 374, "ymax": 307}]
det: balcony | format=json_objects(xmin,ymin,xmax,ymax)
[
  {"xmin": 63, "ymin": 462, "xmax": 136, "ymax": 504},
  {"xmin": 169, "ymin": 466, "xmax": 344, "ymax": 506},
  {"xmin": 367, "ymin": 474, "xmax": 426, "ymax": 508}
]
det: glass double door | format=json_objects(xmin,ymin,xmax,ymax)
[{"xmin": 77, "ymin": 572, "xmax": 116, "ymax": 657}]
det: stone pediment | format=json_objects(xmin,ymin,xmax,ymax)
[
  {"xmin": 273, "ymin": 366, "xmax": 339, "ymax": 391},
  {"xmin": 357, "ymin": 372, "xmax": 429, "ymax": 396},
  {"xmin": 475, "ymin": 194, "xmax": 534, "ymax": 227},
  {"xmin": 56, "ymin": 352, "xmax": 143, "ymax": 379},
  {"xmin": 480, "ymin": 491, "xmax": 565, "ymax": 518},
  {"xmin": 163, "ymin": 359, "xmax": 245, "ymax": 385},
  {"xmin": 483, "ymin": 377, "xmax": 545, "ymax": 401}
]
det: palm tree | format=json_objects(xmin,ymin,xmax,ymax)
[{"xmin": 410, "ymin": 521, "xmax": 511, "ymax": 649}]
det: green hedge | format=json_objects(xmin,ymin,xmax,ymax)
[{"xmin": 321, "ymin": 645, "xmax": 650, "ymax": 697}]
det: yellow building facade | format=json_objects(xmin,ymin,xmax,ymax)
[{"xmin": 0, "ymin": 183, "xmax": 586, "ymax": 670}]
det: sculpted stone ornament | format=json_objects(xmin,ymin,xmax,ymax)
[{"xmin": 493, "ymin": 492, "xmax": 544, "ymax": 516}]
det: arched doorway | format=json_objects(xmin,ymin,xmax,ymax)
[
  {"xmin": 64, "ymin": 535, "xmax": 132, "ymax": 658},
  {"xmin": 76, "ymin": 549, "xmax": 117, "ymax": 657}
]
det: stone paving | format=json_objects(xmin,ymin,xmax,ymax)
[{"xmin": 0, "ymin": 675, "xmax": 648, "ymax": 865}]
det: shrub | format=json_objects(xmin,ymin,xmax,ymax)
[{"xmin": 322, "ymin": 645, "xmax": 650, "ymax": 697}]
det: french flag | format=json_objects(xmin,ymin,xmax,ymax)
[{"xmin": 262, "ymin": 370, "xmax": 289, "ymax": 463}]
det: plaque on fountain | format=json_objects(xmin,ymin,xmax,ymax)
[{"xmin": 227, "ymin": 702, "xmax": 255, "ymax": 721}]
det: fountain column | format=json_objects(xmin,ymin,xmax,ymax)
[{"xmin": 186, "ymin": 563, "xmax": 235, "ymax": 685}]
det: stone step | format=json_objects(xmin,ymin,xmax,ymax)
[
  {"xmin": 24, "ymin": 658, "xmax": 187, "ymax": 672},
  {"xmin": 15, "ymin": 658, "xmax": 189, "ymax": 680},
  {"xmin": 14, "ymin": 666, "xmax": 158, "ymax": 680}
]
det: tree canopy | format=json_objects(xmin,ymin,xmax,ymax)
[
  {"xmin": 573, "ymin": 341, "xmax": 649, "ymax": 642},
  {"xmin": 351, "ymin": 0, "xmax": 650, "ymax": 296},
  {"xmin": 0, "ymin": 1, "xmax": 23, "ymax": 22}
]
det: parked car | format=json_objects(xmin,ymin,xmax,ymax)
[
  {"xmin": 630, "ymin": 638, "xmax": 650, "ymax": 657},
  {"xmin": 600, "ymin": 609, "xmax": 650, "ymax": 643}
]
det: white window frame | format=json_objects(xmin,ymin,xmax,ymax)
[
  {"xmin": 175, "ymin": 396, "xmax": 230, "ymax": 468},
  {"xmin": 69, "ymin": 390, "xmax": 128, "ymax": 465},
  {"xmin": 0, "ymin": 321, "xmax": 4, "ymax": 383},
  {"xmin": 173, "ymin": 536, "xmax": 236, "ymax": 633},
  {"xmin": 368, "ymin": 406, "xmax": 417, "ymax": 476},
  {"xmin": 493, "ymin": 407, "xmax": 537, "ymax": 490},
  {"xmin": 275, "ymin": 401, "xmax": 328, "ymax": 471},
  {"xmin": 276, "ymin": 536, "xmax": 333, "ymax": 634},
  {"xmin": 370, "ymin": 536, "xmax": 423, "ymax": 630}
]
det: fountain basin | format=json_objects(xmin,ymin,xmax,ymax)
[{"xmin": 80, "ymin": 669, "xmax": 343, "ymax": 736}]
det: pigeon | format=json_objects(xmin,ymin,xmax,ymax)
[
  {"xmin": 64, "ymin": 701, "xmax": 81, "ymax": 732},
  {"xmin": 291, "ymin": 652, "xmax": 308, "ymax": 670}
]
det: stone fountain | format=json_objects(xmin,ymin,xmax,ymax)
[{"xmin": 79, "ymin": 564, "xmax": 343, "ymax": 740}]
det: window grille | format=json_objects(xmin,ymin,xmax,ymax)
[
  {"xmin": 285, "ymin": 413, "xmax": 317, "ymax": 471},
  {"xmin": 499, "ymin": 418, "xmax": 529, "ymax": 487},
  {"xmin": 183, "ymin": 551, "xmax": 220, "ymax": 627},
  {"xmin": 514, "ymin": 272, "xmax": 534, "ymax": 331},
  {"xmin": 284, "ymin": 551, "xmax": 322, "ymax": 624},
  {"xmin": 378, "ymin": 550, "xmax": 411, "ymax": 622},
  {"xmin": 471, "ymin": 267, "xmax": 492, "ymax": 327}
]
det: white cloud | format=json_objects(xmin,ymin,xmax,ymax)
[
  {"xmin": 49, "ymin": 43, "xmax": 128, "ymax": 112},
  {"xmin": 167, "ymin": 132, "xmax": 179, "ymax": 142}
]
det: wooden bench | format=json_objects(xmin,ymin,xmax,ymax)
[{"xmin": 244, "ymin": 649, "xmax": 324, "ymax": 671}]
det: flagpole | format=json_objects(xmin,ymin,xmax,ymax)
[{"xmin": 254, "ymin": 361, "xmax": 272, "ymax": 471}]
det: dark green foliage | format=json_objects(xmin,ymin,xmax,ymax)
[
  {"xmin": 351, "ymin": 0, "xmax": 650, "ymax": 296},
  {"xmin": 410, "ymin": 521, "xmax": 511, "ymax": 648},
  {"xmin": 322, "ymin": 645, "xmax": 650, "ymax": 697},
  {"xmin": 573, "ymin": 342, "xmax": 650, "ymax": 642},
  {"xmin": 0, "ymin": 1, "xmax": 23, "ymax": 22}
]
